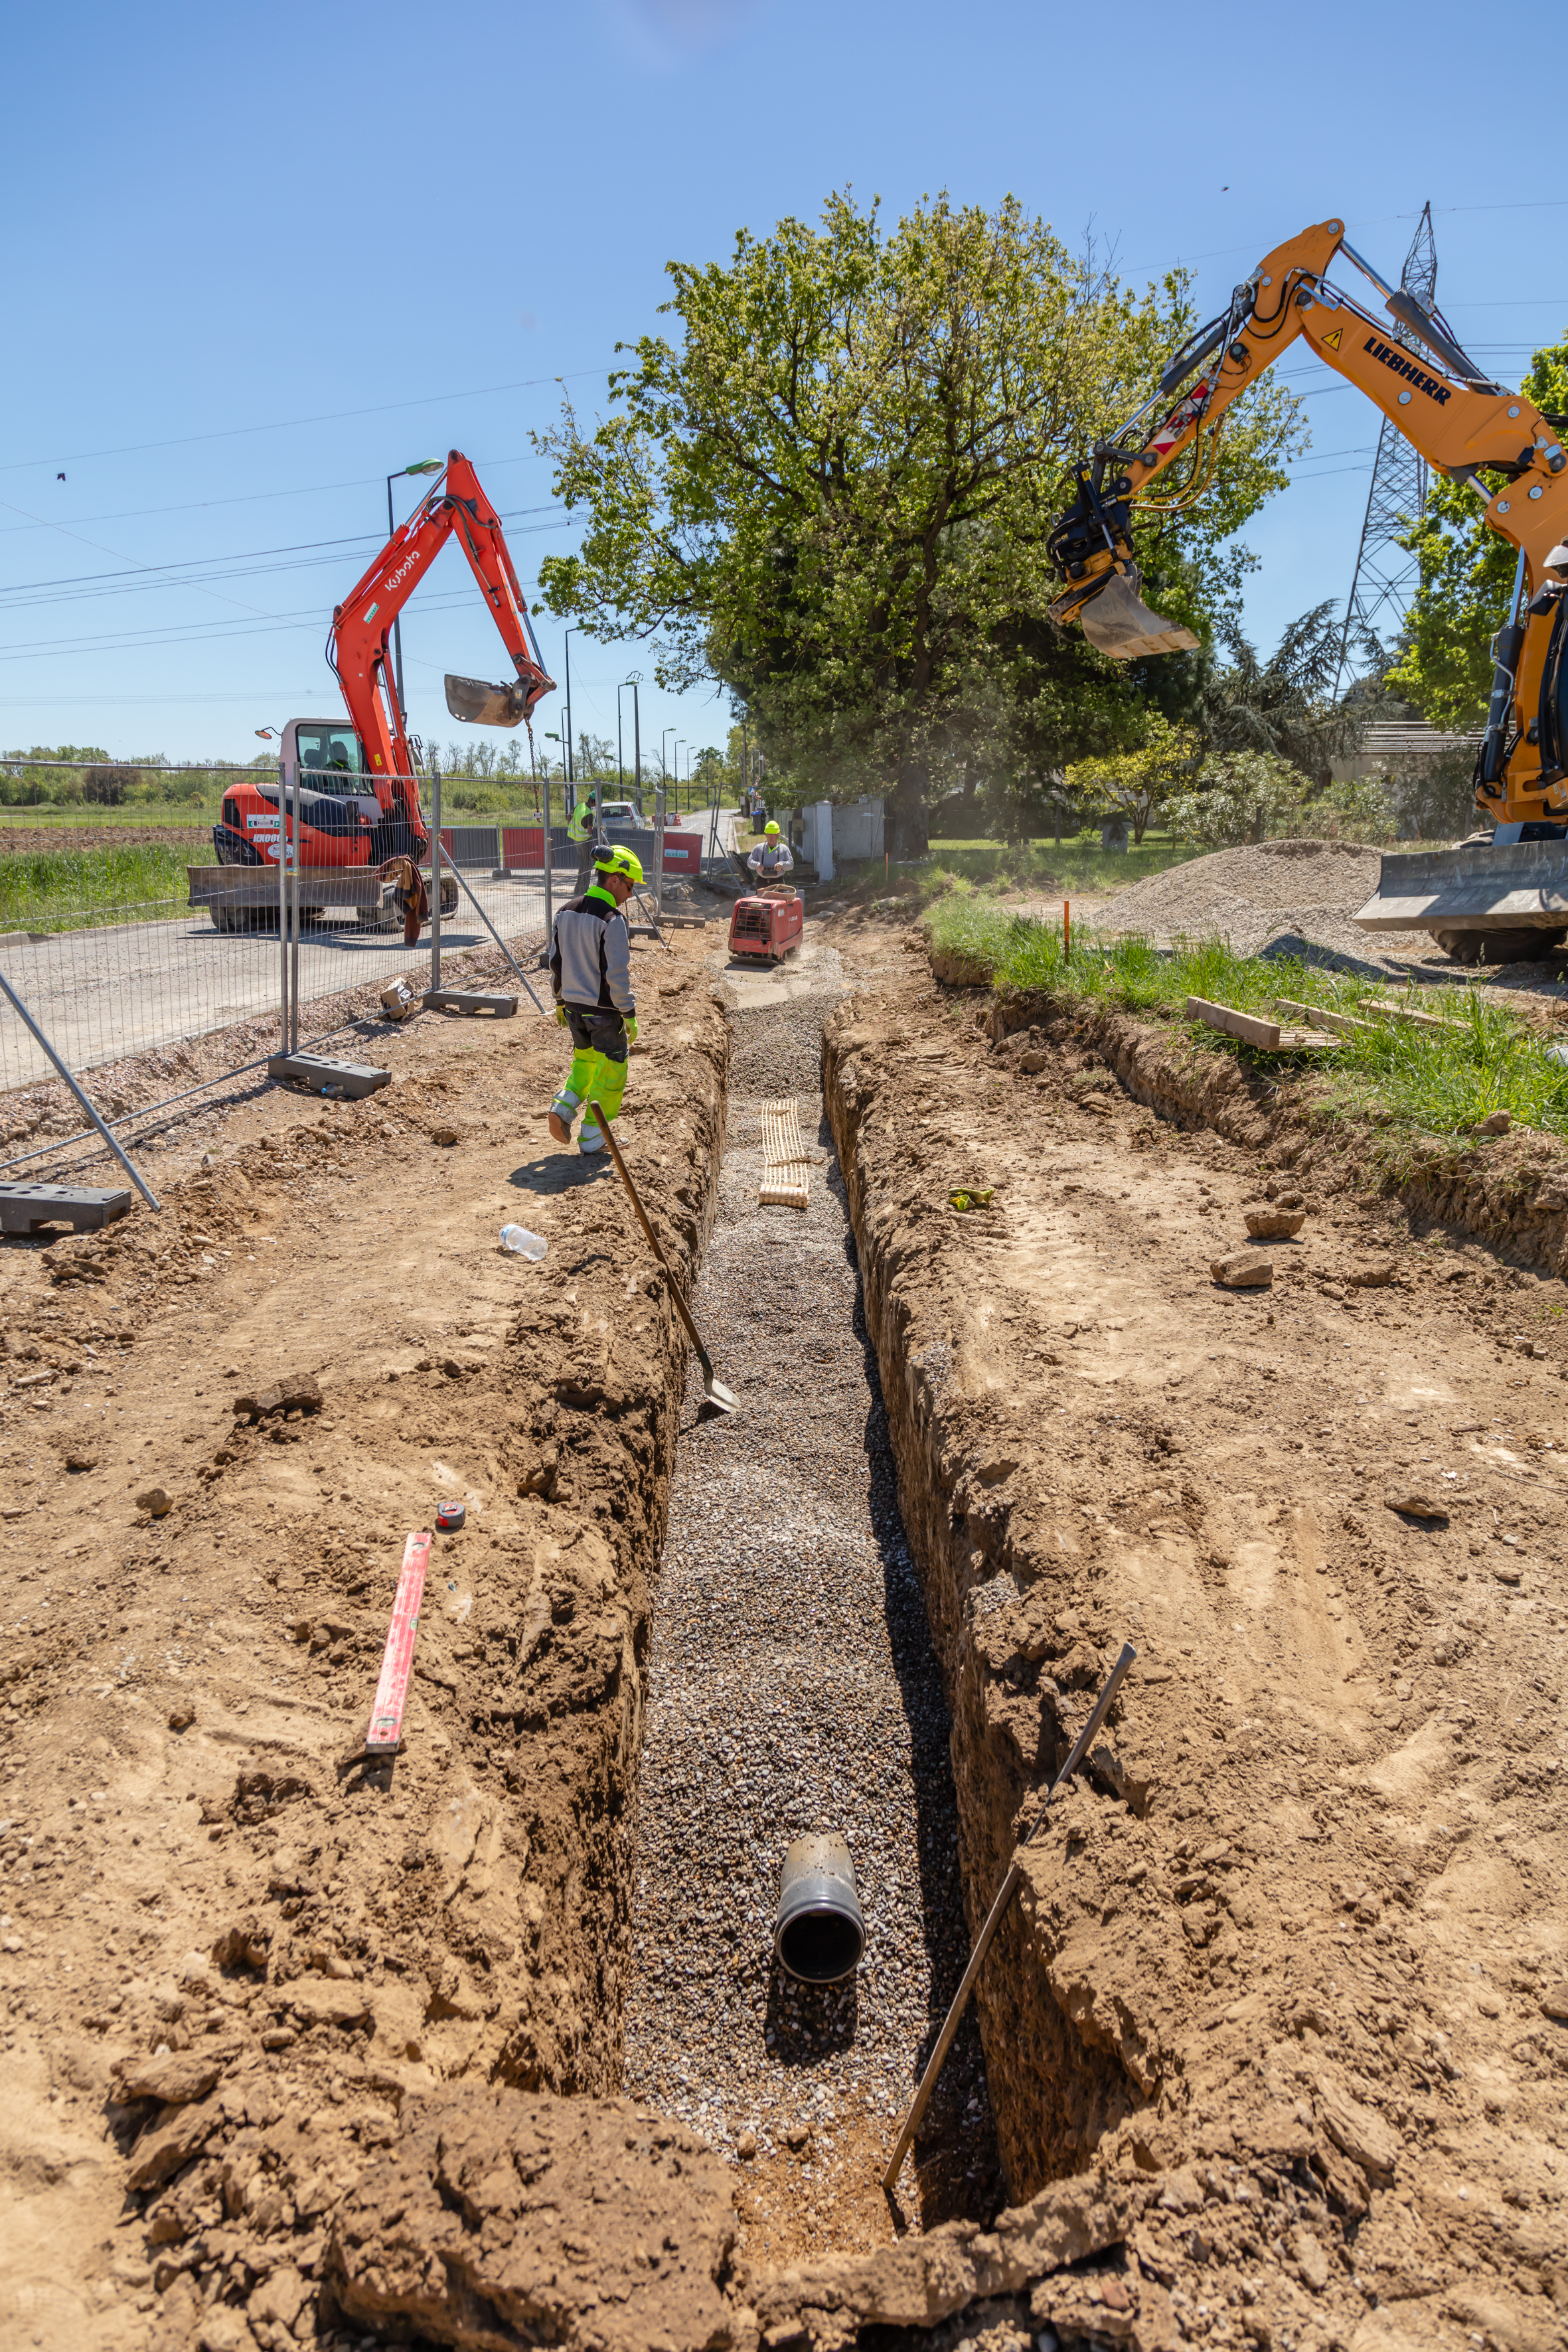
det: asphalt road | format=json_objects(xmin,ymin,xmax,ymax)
[{"xmin": 0, "ymin": 868, "xmax": 552, "ymax": 1090}]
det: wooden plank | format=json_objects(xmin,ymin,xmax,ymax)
[
  {"xmin": 1275, "ymin": 1029, "xmax": 1338, "ymax": 1053},
  {"xmin": 364, "ymin": 1531, "xmax": 432, "ymax": 1755},
  {"xmin": 1277, "ymin": 1000, "xmax": 1374, "ymax": 1040},
  {"xmin": 1186, "ymin": 996, "xmax": 1280, "ymax": 1050},
  {"xmin": 1360, "ymin": 997, "xmax": 1466, "ymax": 1034}
]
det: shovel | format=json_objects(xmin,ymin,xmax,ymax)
[{"xmin": 589, "ymin": 1100, "xmax": 740, "ymax": 1414}]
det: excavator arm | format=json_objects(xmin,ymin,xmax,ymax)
[
  {"xmin": 329, "ymin": 449, "xmax": 556, "ymax": 841},
  {"xmin": 1052, "ymin": 216, "xmax": 1568, "ymax": 827}
]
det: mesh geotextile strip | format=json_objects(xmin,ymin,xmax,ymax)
[{"xmin": 759, "ymin": 1096, "xmax": 810, "ymax": 1210}]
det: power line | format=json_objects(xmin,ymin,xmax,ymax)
[{"xmin": 0, "ymin": 366, "xmax": 611, "ymax": 477}]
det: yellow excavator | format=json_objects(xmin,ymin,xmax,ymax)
[{"xmin": 1050, "ymin": 214, "xmax": 1568, "ymax": 965}]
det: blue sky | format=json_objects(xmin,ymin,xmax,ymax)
[{"xmin": 5, "ymin": 0, "xmax": 1565, "ymax": 771}]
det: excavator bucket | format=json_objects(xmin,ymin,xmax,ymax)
[
  {"xmin": 444, "ymin": 673, "xmax": 527, "ymax": 728},
  {"xmin": 1073, "ymin": 568, "xmax": 1201, "ymax": 661},
  {"xmin": 1352, "ymin": 837, "xmax": 1568, "ymax": 965}
]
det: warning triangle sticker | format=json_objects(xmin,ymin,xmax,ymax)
[{"xmin": 1322, "ymin": 327, "xmax": 1343, "ymax": 352}]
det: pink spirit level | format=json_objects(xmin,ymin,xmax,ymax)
[{"xmin": 365, "ymin": 1530, "xmax": 431, "ymax": 1755}]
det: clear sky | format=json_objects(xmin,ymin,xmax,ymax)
[{"xmin": 5, "ymin": 0, "xmax": 1564, "ymax": 771}]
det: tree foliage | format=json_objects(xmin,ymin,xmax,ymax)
[
  {"xmin": 1199, "ymin": 601, "xmax": 1378, "ymax": 784},
  {"xmin": 1387, "ymin": 336, "xmax": 1568, "ymax": 730},
  {"xmin": 1063, "ymin": 712, "xmax": 1200, "ymax": 845},
  {"xmin": 534, "ymin": 191, "xmax": 1304, "ymax": 852}
]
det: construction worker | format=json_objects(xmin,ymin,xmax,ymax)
[
  {"xmin": 566, "ymin": 789, "xmax": 598, "ymax": 893},
  {"xmin": 548, "ymin": 843, "xmax": 642, "ymax": 1157},
  {"xmin": 1528, "ymin": 544, "xmax": 1568, "ymax": 614},
  {"xmin": 746, "ymin": 818, "xmax": 794, "ymax": 883}
]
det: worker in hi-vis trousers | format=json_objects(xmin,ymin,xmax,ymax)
[
  {"xmin": 566, "ymin": 789, "xmax": 598, "ymax": 894},
  {"xmin": 548, "ymin": 843, "xmax": 642, "ymax": 1156}
]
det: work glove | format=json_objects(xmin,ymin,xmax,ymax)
[
  {"xmin": 554, "ymin": 1002, "xmax": 568, "ymax": 1028},
  {"xmin": 623, "ymin": 1015, "xmax": 639, "ymax": 1044}
]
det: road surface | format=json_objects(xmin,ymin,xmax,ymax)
[{"xmin": 0, "ymin": 867, "xmax": 552, "ymax": 1091}]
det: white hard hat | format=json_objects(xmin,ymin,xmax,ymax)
[{"xmin": 1543, "ymin": 544, "xmax": 1568, "ymax": 572}]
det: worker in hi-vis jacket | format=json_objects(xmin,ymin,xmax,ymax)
[
  {"xmin": 566, "ymin": 789, "xmax": 598, "ymax": 894},
  {"xmin": 547, "ymin": 842, "xmax": 642, "ymax": 1157}
]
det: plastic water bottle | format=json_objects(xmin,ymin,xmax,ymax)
[{"xmin": 499, "ymin": 1224, "xmax": 548, "ymax": 1261}]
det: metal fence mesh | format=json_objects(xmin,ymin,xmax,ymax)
[{"xmin": 0, "ymin": 763, "xmax": 576, "ymax": 1178}]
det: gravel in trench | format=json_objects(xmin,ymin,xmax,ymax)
[{"xmin": 621, "ymin": 972, "xmax": 1001, "ymax": 2258}]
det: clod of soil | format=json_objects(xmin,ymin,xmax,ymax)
[
  {"xmin": 1244, "ymin": 1204, "xmax": 1308, "ymax": 1239},
  {"xmin": 1211, "ymin": 1247, "xmax": 1273, "ymax": 1287}
]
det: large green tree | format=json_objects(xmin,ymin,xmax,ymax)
[
  {"xmin": 534, "ymin": 191, "xmax": 1304, "ymax": 854},
  {"xmin": 1387, "ymin": 336, "xmax": 1568, "ymax": 730}
]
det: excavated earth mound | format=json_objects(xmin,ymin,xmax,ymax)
[{"xmin": 790, "ymin": 951, "xmax": 1568, "ymax": 2352}]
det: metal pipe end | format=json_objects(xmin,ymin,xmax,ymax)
[{"xmin": 775, "ymin": 1832, "xmax": 865, "ymax": 1984}]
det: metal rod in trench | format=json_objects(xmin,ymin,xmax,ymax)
[
  {"xmin": 0, "ymin": 970, "xmax": 161, "ymax": 1213},
  {"xmin": 442, "ymin": 859, "xmax": 547, "ymax": 1014},
  {"xmin": 882, "ymin": 1640, "xmax": 1137, "ymax": 2195}
]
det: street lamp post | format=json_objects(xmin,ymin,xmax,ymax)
[
  {"xmin": 561, "ymin": 627, "xmax": 581, "ymax": 830},
  {"xmin": 617, "ymin": 679, "xmax": 642, "ymax": 819},
  {"xmin": 385, "ymin": 462, "xmax": 443, "ymax": 726}
]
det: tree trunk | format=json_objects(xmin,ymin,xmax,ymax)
[{"xmin": 887, "ymin": 757, "xmax": 929, "ymax": 859}]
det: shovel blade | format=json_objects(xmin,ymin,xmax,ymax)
[
  {"xmin": 1076, "ymin": 570, "xmax": 1200, "ymax": 661},
  {"xmin": 444, "ymin": 672, "xmax": 527, "ymax": 728},
  {"xmin": 703, "ymin": 1372, "xmax": 741, "ymax": 1415}
]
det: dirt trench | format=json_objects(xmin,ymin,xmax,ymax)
[
  {"xmin": 619, "ymin": 947, "xmax": 1001, "ymax": 2268},
  {"xmin": 793, "ymin": 947, "xmax": 1568, "ymax": 2352}
]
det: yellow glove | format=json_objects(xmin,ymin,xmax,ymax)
[
  {"xmin": 623, "ymin": 1014, "xmax": 639, "ymax": 1044},
  {"xmin": 554, "ymin": 1002, "xmax": 568, "ymax": 1027}
]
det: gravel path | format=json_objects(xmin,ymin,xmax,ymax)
[{"xmin": 621, "ymin": 965, "xmax": 999, "ymax": 2256}]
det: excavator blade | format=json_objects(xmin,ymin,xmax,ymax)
[
  {"xmin": 1353, "ymin": 838, "xmax": 1568, "ymax": 964},
  {"xmin": 1072, "ymin": 569, "xmax": 1201, "ymax": 661},
  {"xmin": 444, "ymin": 672, "xmax": 527, "ymax": 728}
]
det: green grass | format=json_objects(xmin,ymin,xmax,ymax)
[
  {"xmin": 0, "ymin": 844, "xmax": 196, "ymax": 931},
  {"xmin": 927, "ymin": 892, "xmax": 1568, "ymax": 1147},
  {"xmin": 920, "ymin": 831, "xmax": 1201, "ymax": 897},
  {"xmin": 0, "ymin": 802, "xmax": 217, "ymax": 829}
]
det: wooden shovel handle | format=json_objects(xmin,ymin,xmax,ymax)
[{"xmin": 589, "ymin": 1101, "xmax": 712, "ymax": 1368}]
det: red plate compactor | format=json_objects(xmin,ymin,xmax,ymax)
[{"xmin": 728, "ymin": 885, "xmax": 803, "ymax": 964}]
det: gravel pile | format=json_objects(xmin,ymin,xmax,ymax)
[
  {"xmin": 1087, "ymin": 838, "xmax": 1405, "ymax": 967},
  {"xmin": 621, "ymin": 980, "xmax": 998, "ymax": 2248}
]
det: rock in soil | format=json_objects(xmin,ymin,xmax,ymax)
[
  {"xmin": 1210, "ymin": 1247, "xmax": 1273, "ymax": 1287},
  {"xmin": 1243, "ymin": 1204, "xmax": 1306, "ymax": 1239}
]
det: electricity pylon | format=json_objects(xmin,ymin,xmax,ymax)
[{"xmin": 1334, "ymin": 202, "xmax": 1439, "ymax": 695}]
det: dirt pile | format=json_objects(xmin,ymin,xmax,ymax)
[
  {"xmin": 820, "ymin": 952, "xmax": 1568, "ymax": 2351},
  {"xmin": 0, "ymin": 951, "xmax": 733, "ymax": 2349}
]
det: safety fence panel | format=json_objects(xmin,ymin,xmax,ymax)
[{"xmin": 0, "ymin": 762, "xmax": 568, "ymax": 1172}]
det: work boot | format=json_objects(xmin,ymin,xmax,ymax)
[
  {"xmin": 578, "ymin": 1120, "xmax": 607, "ymax": 1156},
  {"xmin": 548, "ymin": 1089, "xmax": 580, "ymax": 1146}
]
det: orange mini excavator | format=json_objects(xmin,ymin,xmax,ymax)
[{"xmin": 215, "ymin": 451, "xmax": 554, "ymax": 939}]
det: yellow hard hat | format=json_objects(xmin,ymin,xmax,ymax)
[
  {"xmin": 594, "ymin": 843, "xmax": 643, "ymax": 885},
  {"xmin": 763, "ymin": 821, "xmax": 781, "ymax": 836}
]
